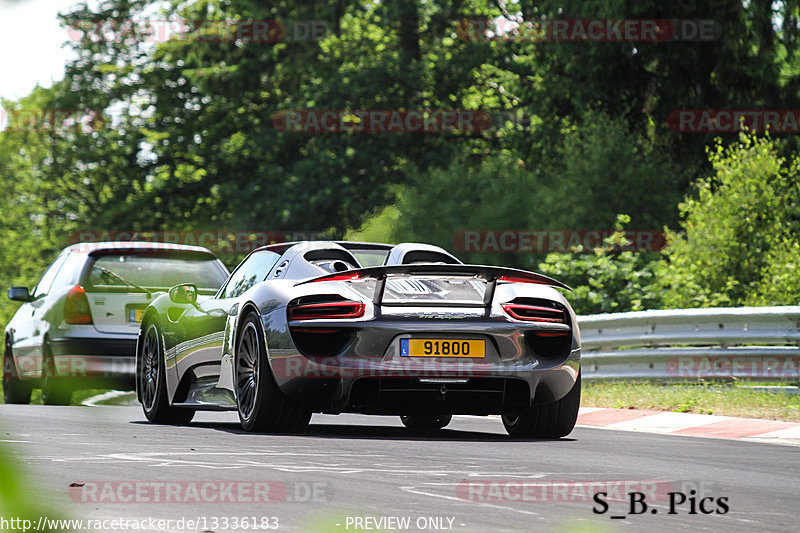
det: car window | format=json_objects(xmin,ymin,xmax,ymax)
[
  {"xmin": 84, "ymin": 253, "xmax": 229, "ymax": 292},
  {"xmin": 49, "ymin": 252, "xmax": 86, "ymax": 293},
  {"xmin": 220, "ymin": 251, "xmax": 281, "ymax": 299},
  {"xmin": 401, "ymin": 251, "xmax": 459, "ymax": 264},
  {"xmin": 350, "ymin": 249, "xmax": 389, "ymax": 267},
  {"xmin": 31, "ymin": 252, "xmax": 69, "ymax": 298}
]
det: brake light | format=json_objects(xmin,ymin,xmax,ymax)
[
  {"xmin": 288, "ymin": 300, "xmax": 365, "ymax": 320},
  {"xmin": 497, "ymin": 275, "xmax": 547, "ymax": 285},
  {"xmin": 312, "ymin": 272, "xmax": 361, "ymax": 282},
  {"xmin": 502, "ymin": 303, "xmax": 565, "ymax": 323},
  {"xmin": 65, "ymin": 285, "xmax": 93, "ymax": 324}
]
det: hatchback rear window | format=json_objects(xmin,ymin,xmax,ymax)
[{"xmin": 84, "ymin": 253, "xmax": 228, "ymax": 292}]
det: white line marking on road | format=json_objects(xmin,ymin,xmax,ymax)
[
  {"xmin": 81, "ymin": 390, "xmax": 134, "ymax": 407},
  {"xmin": 399, "ymin": 484, "xmax": 541, "ymax": 516},
  {"xmin": 46, "ymin": 450, "xmax": 585, "ymax": 479}
]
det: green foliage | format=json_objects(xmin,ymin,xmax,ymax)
[
  {"xmin": 0, "ymin": 441, "xmax": 67, "ymax": 531},
  {"xmin": 542, "ymin": 111, "xmax": 683, "ymax": 230},
  {"xmin": 391, "ymin": 149, "xmax": 546, "ymax": 269},
  {"xmin": 511, "ymin": 0, "xmax": 800, "ymax": 167},
  {"xmin": 51, "ymin": 0, "xmax": 502, "ymax": 235},
  {"xmin": 392, "ymin": 111, "xmax": 681, "ymax": 273},
  {"xmin": 659, "ymin": 134, "xmax": 800, "ymax": 308},
  {"xmin": 345, "ymin": 205, "xmax": 400, "ymax": 243},
  {"xmin": 0, "ymin": 89, "xmax": 81, "ymax": 327},
  {"xmin": 753, "ymin": 241, "xmax": 800, "ymax": 305},
  {"xmin": 537, "ymin": 215, "xmax": 663, "ymax": 315},
  {"xmin": 3, "ymin": 0, "xmax": 800, "ymax": 323},
  {"xmin": 48, "ymin": 0, "xmax": 795, "ymax": 244}
]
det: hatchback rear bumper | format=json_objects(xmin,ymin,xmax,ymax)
[{"xmin": 47, "ymin": 336, "xmax": 137, "ymax": 389}]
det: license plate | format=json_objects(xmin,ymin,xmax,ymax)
[
  {"xmin": 129, "ymin": 308, "xmax": 145, "ymax": 323},
  {"xmin": 400, "ymin": 339, "xmax": 485, "ymax": 358}
]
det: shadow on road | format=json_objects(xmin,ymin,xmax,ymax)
[
  {"xmin": 131, "ymin": 419, "xmax": 576, "ymax": 443},
  {"xmin": 305, "ymin": 424, "xmax": 576, "ymax": 443}
]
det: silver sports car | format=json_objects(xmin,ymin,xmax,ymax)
[{"xmin": 136, "ymin": 241, "xmax": 581, "ymax": 438}]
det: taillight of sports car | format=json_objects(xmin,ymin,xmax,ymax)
[
  {"xmin": 309, "ymin": 272, "xmax": 361, "ymax": 282},
  {"xmin": 502, "ymin": 299, "xmax": 573, "ymax": 359},
  {"xmin": 64, "ymin": 285, "xmax": 93, "ymax": 324},
  {"xmin": 287, "ymin": 297, "xmax": 363, "ymax": 357},
  {"xmin": 503, "ymin": 301, "xmax": 571, "ymax": 354},
  {"xmin": 288, "ymin": 300, "xmax": 365, "ymax": 320},
  {"xmin": 502, "ymin": 303, "xmax": 565, "ymax": 324},
  {"xmin": 496, "ymin": 274, "xmax": 563, "ymax": 287}
]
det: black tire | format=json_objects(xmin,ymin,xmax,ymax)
[
  {"xmin": 41, "ymin": 347, "xmax": 72, "ymax": 406},
  {"xmin": 3, "ymin": 340, "xmax": 32, "ymax": 404},
  {"xmin": 502, "ymin": 372, "xmax": 581, "ymax": 439},
  {"xmin": 400, "ymin": 414, "xmax": 452, "ymax": 430},
  {"xmin": 235, "ymin": 313, "xmax": 311, "ymax": 433},
  {"xmin": 139, "ymin": 322, "xmax": 195, "ymax": 425}
]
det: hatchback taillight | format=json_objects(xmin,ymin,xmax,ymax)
[
  {"xmin": 288, "ymin": 300, "xmax": 365, "ymax": 320},
  {"xmin": 502, "ymin": 303, "xmax": 565, "ymax": 323},
  {"xmin": 65, "ymin": 285, "xmax": 93, "ymax": 324}
]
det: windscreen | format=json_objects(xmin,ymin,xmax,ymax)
[{"xmin": 84, "ymin": 253, "xmax": 228, "ymax": 291}]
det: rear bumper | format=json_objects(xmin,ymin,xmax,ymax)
[
  {"xmin": 268, "ymin": 312, "xmax": 580, "ymax": 413},
  {"xmin": 343, "ymin": 368, "xmax": 578, "ymax": 415},
  {"xmin": 271, "ymin": 350, "xmax": 580, "ymax": 415},
  {"xmin": 47, "ymin": 336, "xmax": 137, "ymax": 388}
]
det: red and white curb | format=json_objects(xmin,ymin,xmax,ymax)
[{"xmin": 578, "ymin": 407, "xmax": 800, "ymax": 447}]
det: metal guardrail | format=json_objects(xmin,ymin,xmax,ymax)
[{"xmin": 577, "ymin": 306, "xmax": 800, "ymax": 381}]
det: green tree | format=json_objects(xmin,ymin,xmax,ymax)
[
  {"xmin": 659, "ymin": 134, "xmax": 800, "ymax": 308},
  {"xmin": 391, "ymin": 112, "xmax": 681, "ymax": 268},
  {"xmin": 0, "ymin": 88, "xmax": 83, "ymax": 326},
  {"xmin": 544, "ymin": 111, "xmax": 683, "ymax": 230},
  {"xmin": 537, "ymin": 216, "xmax": 663, "ymax": 315},
  {"xmin": 48, "ymin": 0, "xmax": 800, "ymax": 248},
  {"xmin": 509, "ymin": 0, "xmax": 800, "ymax": 168},
  {"xmin": 53, "ymin": 0, "xmax": 503, "ymax": 235},
  {"xmin": 391, "ymin": 149, "xmax": 546, "ymax": 268}
]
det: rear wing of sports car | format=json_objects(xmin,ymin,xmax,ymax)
[{"xmin": 295, "ymin": 264, "xmax": 570, "ymax": 312}]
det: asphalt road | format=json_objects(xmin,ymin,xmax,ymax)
[{"xmin": 0, "ymin": 405, "xmax": 796, "ymax": 533}]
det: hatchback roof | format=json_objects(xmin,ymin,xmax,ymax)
[{"xmin": 65, "ymin": 241, "xmax": 216, "ymax": 255}]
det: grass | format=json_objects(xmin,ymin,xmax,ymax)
[
  {"xmin": 0, "ymin": 442, "xmax": 69, "ymax": 531},
  {"xmin": 0, "ymin": 382, "xmax": 122, "ymax": 406},
  {"xmin": 582, "ymin": 380, "xmax": 800, "ymax": 422}
]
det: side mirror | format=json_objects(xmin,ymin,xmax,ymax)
[
  {"xmin": 8, "ymin": 287, "xmax": 32, "ymax": 302},
  {"xmin": 168, "ymin": 284, "xmax": 198, "ymax": 305}
]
